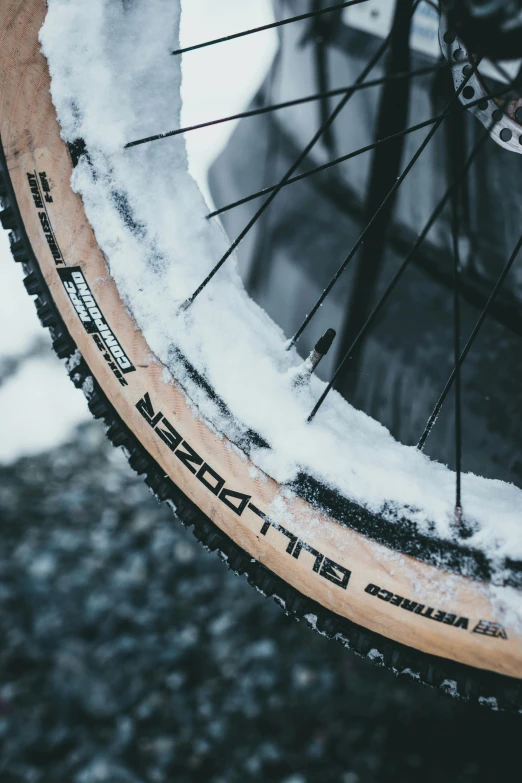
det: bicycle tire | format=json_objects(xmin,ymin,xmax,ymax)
[{"xmin": 1, "ymin": 0, "xmax": 521, "ymax": 711}]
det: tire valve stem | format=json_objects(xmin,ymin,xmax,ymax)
[
  {"xmin": 292, "ymin": 328, "xmax": 336, "ymax": 389},
  {"xmin": 454, "ymin": 504, "xmax": 463, "ymax": 526}
]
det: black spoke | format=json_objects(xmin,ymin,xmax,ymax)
[
  {"xmin": 417, "ymin": 231, "xmax": 522, "ymax": 451},
  {"xmin": 206, "ymin": 82, "xmax": 512, "ymax": 220},
  {"xmin": 125, "ymin": 62, "xmax": 446, "ymax": 150},
  {"xmin": 308, "ymin": 92, "xmax": 500, "ymax": 423},
  {"xmin": 449, "ymin": 114, "xmax": 463, "ymax": 523},
  {"xmin": 171, "ymin": 0, "xmax": 368, "ymax": 56},
  {"xmin": 414, "ymin": 61, "xmax": 522, "ymax": 452},
  {"xmin": 290, "ymin": 61, "xmax": 480, "ymax": 352},
  {"xmin": 179, "ymin": 19, "xmax": 400, "ymax": 312}
]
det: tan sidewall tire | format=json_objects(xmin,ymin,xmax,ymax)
[{"xmin": 1, "ymin": 0, "xmax": 521, "ymax": 698}]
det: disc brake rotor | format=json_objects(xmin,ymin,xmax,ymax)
[{"xmin": 439, "ymin": 12, "xmax": 522, "ymax": 153}]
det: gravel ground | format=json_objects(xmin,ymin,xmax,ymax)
[{"xmin": 0, "ymin": 421, "xmax": 520, "ymax": 783}]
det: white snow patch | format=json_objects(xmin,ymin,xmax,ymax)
[
  {"xmin": 400, "ymin": 668, "xmax": 421, "ymax": 681},
  {"xmin": 66, "ymin": 349, "xmax": 82, "ymax": 372},
  {"xmin": 441, "ymin": 679, "xmax": 459, "ymax": 698},
  {"xmin": 488, "ymin": 584, "xmax": 522, "ymax": 631},
  {"xmin": 478, "ymin": 696, "xmax": 499, "ymax": 710},
  {"xmin": 304, "ymin": 613, "xmax": 318, "ymax": 630}
]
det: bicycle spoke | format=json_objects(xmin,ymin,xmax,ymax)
[
  {"xmin": 206, "ymin": 82, "xmax": 511, "ymax": 220},
  {"xmin": 125, "ymin": 62, "xmax": 446, "ymax": 149},
  {"xmin": 171, "ymin": 0, "xmax": 368, "ymax": 56},
  {"xmin": 179, "ymin": 16, "xmax": 403, "ymax": 311},
  {"xmin": 308, "ymin": 94, "xmax": 500, "ymax": 423},
  {"xmin": 449, "ymin": 117, "xmax": 463, "ymax": 525},
  {"xmin": 418, "ymin": 231, "xmax": 522, "ymax": 451},
  {"xmin": 290, "ymin": 61, "xmax": 480, "ymax": 352}
]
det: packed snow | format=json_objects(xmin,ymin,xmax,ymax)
[{"xmin": 38, "ymin": 0, "xmax": 522, "ymax": 574}]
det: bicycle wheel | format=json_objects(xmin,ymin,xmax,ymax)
[{"xmin": 1, "ymin": 0, "xmax": 521, "ymax": 711}]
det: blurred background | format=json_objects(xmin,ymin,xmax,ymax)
[{"xmin": 1, "ymin": 1, "xmax": 522, "ymax": 780}]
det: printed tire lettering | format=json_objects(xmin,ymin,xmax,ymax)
[{"xmin": 58, "ymin": 267, "xmax": 135, "ymax": 384}]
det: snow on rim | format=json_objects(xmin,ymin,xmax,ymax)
[{"xmin": 39, "ymin": 0, "xmax": 522, "ymax": 570}]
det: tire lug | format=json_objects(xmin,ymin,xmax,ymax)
[
  {"xmin": 23, "ymin": 271, "xmax": 42, "ymax": 295},
  {"xmin": 107, "ymin": 422, "xmax": 129, "ymax": 447},
  {"xmin": 147, "ymin": 474, "xmax": 171, "ymax": 501},
  {"xmin": 36, "ymin": 300, "xmax": 56, "ymax": 328},
  {"xmin": 129, "ymin": 451, "xmax": 151, "ymax": 474},
  {"xmin": 53, "ymin": 333, "xmax": 75, "ymax": 359},
  {"xmin": 9, "ymin": 238, "xmax": 27, "ymax": 263},
  {"xmin": 0, "ymin": 205, "xmax": 16, "ymax": 230}
]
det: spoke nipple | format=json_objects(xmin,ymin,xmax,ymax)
[
  {"xmin": 291, "ymin": 328, "xmax": 336, "ymax": 389},
  {"xmin": 178, "ymin": 299, "xmax": 191, "ymax": 314},
  {"xmin": 454, "ymin": 504, "xmax": 463, "ymax": 526}
]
